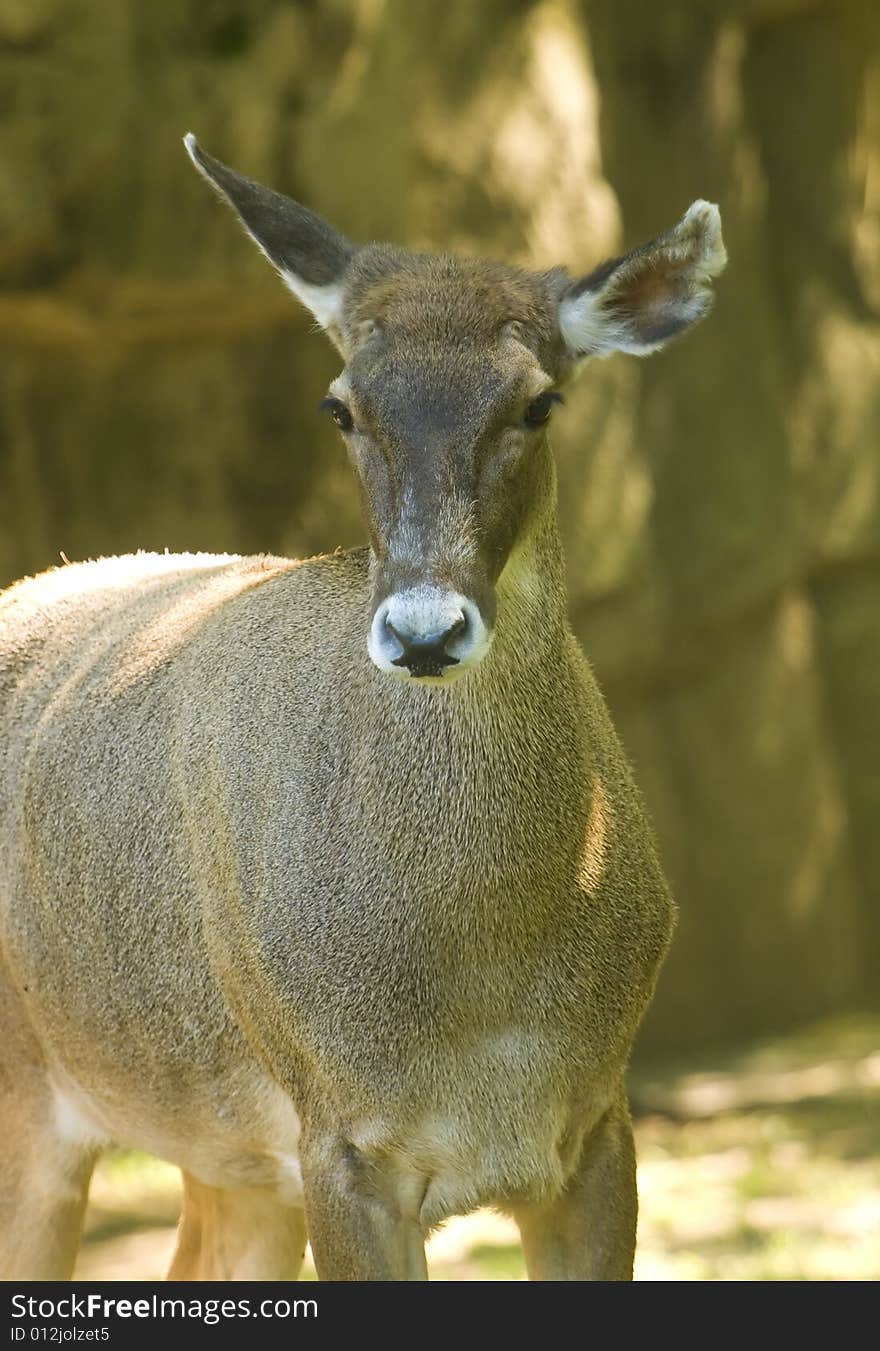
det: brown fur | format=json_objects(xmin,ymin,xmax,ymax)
[{"xmin": 0, "ymin": 145, "xmax": 726, "ymax": 1280}]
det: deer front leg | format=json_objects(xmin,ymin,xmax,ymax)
[
  {"xmin": 302, "ymin": 1136, "xmax": 428, "ymax": 1281},
  {"xmin": 513, "ymin": 1093, "xmax": 637, "ymax": 1281},
  {"xmin": 0, "ymin": 972, "xmax": 98, "ymax": 1280}
]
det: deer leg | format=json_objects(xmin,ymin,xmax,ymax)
[
  {"xmin": 302, "ymin": 1139, "xmax": 428, "ymax": 1281},
  {"xmin": 0, "ymin": 975, "xmax": 97, "ymax": 1279},
  {"xmin": 0, "ymin": 1119, "xmax": 96, "ymax": 1281},
  {"xmin": 513, "ymin": 1093, "xmax": 637, "ymax": 1281},
  {"xmin": 167, "ymin": 1173, "xmax": 308, "ymax": 1280}
]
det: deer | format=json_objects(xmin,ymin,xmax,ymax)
[{"xmin": 0, "ymin": 134, "xmax": 725, "ymax": 1281}]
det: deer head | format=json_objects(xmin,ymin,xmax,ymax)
[{"xmin": 185, "ymin": 135, "xmax": 726, "ymax": 684}]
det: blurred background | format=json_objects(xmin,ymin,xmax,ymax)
[{"xmin": 1, "ymin": 0, "xmax": 878, "ymax": 1278}]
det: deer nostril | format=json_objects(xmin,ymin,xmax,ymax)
[{"xmin": 385, "ymin": 610, "xmax": 467, "ymax": 674}]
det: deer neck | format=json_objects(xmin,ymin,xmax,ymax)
[
  {"xmin": 491, "ymin": 506, "xmax": 569, "ymax": 668},
  {"xmin": 363, "ymin": 494, "xmax": 572, "ymax": 717}
]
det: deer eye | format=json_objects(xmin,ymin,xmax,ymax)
[
  {"xmin": 523, "ymin": 391, "xmax": 564, "ymax": 428},
  {"xmin": 318, "ymin": 397, "xmax": 354, "ymax": 432}
]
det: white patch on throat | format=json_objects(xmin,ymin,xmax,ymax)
[{"xmin": 51, "ymin": 1077, "xmax": 111, "ymax": 1148}]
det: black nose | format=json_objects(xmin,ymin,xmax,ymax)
[{"xmin": 386, "ymin": 614, "xmax": 467, "ymax": 677}]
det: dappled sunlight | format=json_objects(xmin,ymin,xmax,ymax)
[
  {"xmin": 789, "ymin": 311, "xmax": 880, "ymax": 557},
  {"xmin": 413, "ymin": 0, "xmax": 618, "ymax": 266},
  {"xmin": 3, "ymin": 550, "xmax": 240, "ymax": 608},
  {"xmin": 635, "ymin": 1104, "xmax": 880, "ymax": 1280},
  {"xmin": 637, "ymin": 1053, "xmax": 880, "ymax": 1119},
  {"xmin": 560, "ymin": 362, "xmax": 655, "ymax": 603},
  {"xmin": 494, "ymin": 1, "xmax": 619, "ymax": 263},
  {"xmin": 577, "ymin": 776, "xmax": 610, "ymax": 895},
  {"xmin": 107, "ymin": 555, "xmax": 294, "ymax": 696}
]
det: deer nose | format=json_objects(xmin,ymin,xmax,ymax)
[
  {"xmin": 386, "ymin": 613, "xmax": 467, "ymax": 676},
  {"xmin": 368, "ymin": 587, "xmax": 490, "ymax": 682}
]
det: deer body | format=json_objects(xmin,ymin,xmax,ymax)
[{"xmin": 0, "ymin": 140, "xmax": 725, "ymax": 1280}]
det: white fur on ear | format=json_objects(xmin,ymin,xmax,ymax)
[
  {"xmin": 559, "ymin": 199, "xmax": 727, "ymax": 359},
  {"xmin": 183, "ymin": 131, "xmax": 201, "ymax": 166},
  {"xmin": 678, "ymin": 200, "xmax": 727, "ymax": 279},
  {"xmin": 559, "ymin": 292, "xmax": 633, "ymax": 359},
  {"xmin": 276, "ymin": 275, "xmax": 345, "ymax": 331}
]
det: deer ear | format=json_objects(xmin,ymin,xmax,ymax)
[
  {"xmin": 184, "ymin": 134, "xmax": 354, "ymax": 333},
  {"xmin": 559, "ymin": 200, "xmax": 727, "ymax": 360}
]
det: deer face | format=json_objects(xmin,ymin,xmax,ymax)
[
  {"xmin": 185, "ymin": 135, "xmax": 726, "ymax": 685},
  {"xmin": 321, "ymin": 256, "xmax": 568, "ymax": 681}
]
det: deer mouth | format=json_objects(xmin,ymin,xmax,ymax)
[{"xmin": 392, "ymin": 652, "xmax": 460, "ymax": 679}]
